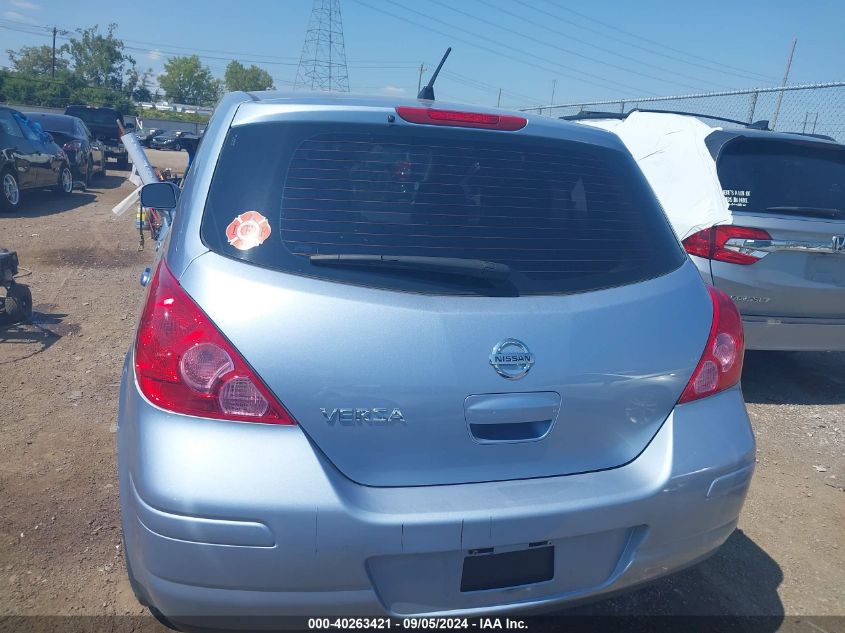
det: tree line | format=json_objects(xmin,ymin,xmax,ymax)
[{"xmin": 0, "ymin": 23, "xmax": 275, "ymax": 115}]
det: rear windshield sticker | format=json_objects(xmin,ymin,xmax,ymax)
[
  {"xmin": 226, "ymin": 211, "xmax": 272, "ymax": 251},
  {"xmin": 723, "ymin": 189, "xmax": 751, "ymax": 207}
]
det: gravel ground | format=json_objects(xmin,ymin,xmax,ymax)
[{"xmin": 0, "ymin": 150, "xmax": 842, "ymax": 631}]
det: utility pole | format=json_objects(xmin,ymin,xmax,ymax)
[
  {"xmin": 550, "ymin": 79, "xmax": 557, "ymax": 106},
  {"xmin": 497, "ymin": 88, "xmax": 502, "ymax": 107},
  {"xmin": 51, "ymin": 26, "xmax": 57, "ymax": 79},
  {"xmin": 771, "ymin": 38, "xmax": 797, "ymax": 131},
  {"xmin": 417, "ymin": 63, "xmax": 426, "ymax": 94}
]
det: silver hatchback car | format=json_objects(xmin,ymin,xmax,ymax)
[{"xmin": 119, "ymin": 92, "xmax": 755, "ymax": 626}]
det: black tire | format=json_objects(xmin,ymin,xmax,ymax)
[
  {"xmin": 55, "ymin": 164, "xmax": 73, "ymax": 195},
  {"xmin": 174, "ymin": 142, "xmax": 182, "ymax": 152},
  {"xmin": 4, "ymin": 283, "xmax": 32, "ymax": 323},
  {"xmin": 117, "ymin": 156, "xmax": 129, "ymax": 170},
  {"xmin": 84, "ymin": 158, "xmax": 92, "ymax": 189},
  {"xmin": 1, "ymin": 168, "xmax": 22, "ymax": 213}
]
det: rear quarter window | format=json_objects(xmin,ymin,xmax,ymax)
[{"xmin": 200, "ymin": 121, "xmax": 684, "ymax": 296}]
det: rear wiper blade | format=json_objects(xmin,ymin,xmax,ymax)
[
  {"xmin": 764, "ymin": 206, "xmax": 845, "ymax": 220},
  {"xmin": 309, "ymin": 254, "xmax": 511, "ymax": 281}
]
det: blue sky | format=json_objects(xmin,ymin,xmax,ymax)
[{"xmin": 1, "ymin": 0, "xmax": 843, "ymax": 109}]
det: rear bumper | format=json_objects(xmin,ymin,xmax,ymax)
[
  {"xmin": 743, "ymin": 316, "xmax": 845, "ymax": 351},
  {"xmin": 118, "ymin": 361, "xmax": 755, "ymax": 622}
]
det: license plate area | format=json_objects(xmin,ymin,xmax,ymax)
[{"xmin": 460, "ymin": 545, "xmax": 554, "ymax": 592}]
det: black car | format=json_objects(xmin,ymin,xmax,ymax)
[
  {"xmin": 150, "ymin": 129, "xmax": 193, "ymax": 151},
  {"xmin": 64, "ymin": 105, "xmax": 129, "ymax": 168},
  {"xmin": 0, "ymin": 106, "xmax": 75, "ymax": 212},
  {"xmin": 25, "ymin": 112, "xmax": 105, "ymax": 187},
  {"xmin": 135, "ymin": 127, "xmax": 164, "ymax": 148}
]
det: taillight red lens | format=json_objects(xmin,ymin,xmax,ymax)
[
  {"xmin": 679, "ymin": 286, "xmax": 745, "ymax": 403},
  {"xmin": 682, "ymin": 225, "xmax": 771, "ymax": 265},
  {"xmin": 396, "ymin": 106, "xmax": 527, "ymax": 131},
  {"xmin": 134, "ymin": 262, "xmax": 295, "ymax": 424}
]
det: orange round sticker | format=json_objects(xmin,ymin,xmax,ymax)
[{"xmin": 225, "ymin": 211, "xmax": 271, "ymax": 251}]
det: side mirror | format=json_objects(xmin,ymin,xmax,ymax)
[{"xmin": 140, "ymin": 181, "xmax": 179, "ymax": 210}]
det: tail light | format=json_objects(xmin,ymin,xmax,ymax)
[
  {"xmin": 134, "ymin": 262, "xmax": 295, "ymax": 424},
  {"xmin": 396, "ymin": 106, "xmax": 527, "ymax": 131},
  {"xmin": 682, "ymin": 225, "xmax": 772, "ymax": 265},
  {"xmin": 678, "ymin": 286, "xmax": 744, "ymax": 403},
  {"xmin": 63, "ymin": 140, "xmax": 82, "ymax": 152}
]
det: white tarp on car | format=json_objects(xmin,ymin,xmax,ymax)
[{"xmin": 578, "ymin": 111, "xmax": 731, "ymax": 240}]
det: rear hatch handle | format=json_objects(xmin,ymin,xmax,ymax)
[{"xmin": 464, "ymin": 392, "xmax": 561, "ymax": 444}]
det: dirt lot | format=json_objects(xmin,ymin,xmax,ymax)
[{"xmin": 0, "ymin": 149, "xmax": 843, "ymax": 630}]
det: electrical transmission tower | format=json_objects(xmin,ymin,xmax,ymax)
[{"xmin": 294, "ymin": 0, "xmax": 350, "ymax": 92}]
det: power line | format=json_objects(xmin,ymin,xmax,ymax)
[
  {"xmin": 350, "ymin": 0, "xmax": 659, "ymax": 98},
  {"xmin": 0, "ymin": 17, "xmax": 417, "ymax": 69},
  {"xmin": 548, "ymin": 0, "xmax": 778, "ymax": 81},
  {"xmin": 359, "ymin": 0, "xmax": 654, "ymax": 95},
  {"xmin": 441, "ymin": 70, "xmax": 541, "ymax": 105},
  {"xmin": 0, "ymin": 64, "xmax": 137, "ymax": 98},
  {"xmin": 429, "ymin": 0, "xmax": 717, "ymax": 93},
  {"xmin": 531, "ymin": 0, "xmax": 778, "ymax": 84},
  {"xmin": 468, "ymin": 0, "xmax": 730, "ymax": 90},
  {"xmin": 0, "ymin": 22, "xmax": 418, "ymax": 86}
]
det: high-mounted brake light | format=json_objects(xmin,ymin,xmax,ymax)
[
  {"xmin": 134, "ymin": 262, "xmax": 295, "ymax": 424},
  {"xmin": 678, "ymin": 286, "xmax": 744, "ymax": 403},
  {"xmin": 396, "ymin": 106, "xmax": 527, "ymax": 131},
  {"xmin": 682, "ymin": 225, "xmax": 772, "ymax": 265}
]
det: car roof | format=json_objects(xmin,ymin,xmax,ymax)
[
  {"xmin": 23, "ymin": 112, "xmax": 82, "ymax": 131},
  {"xmin": 565, "ymin": 108, "xmax": 842, "ymax": 147},
  {"xmin": 704, "ymin": 127, "xmax": 844, "ymax": 162},
  {"xmin": 705, "ymin": 126, "xmax": 841, "ymax": 146},
  {"xmin": 232, "ymin": 90, "xmax": 627, "ymax": 151},
  {"xmin": 24, "ymin": 112, "xmax": 78, "ymax": 122}
]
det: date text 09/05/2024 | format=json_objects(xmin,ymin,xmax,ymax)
[{"xmin": 307, "ymin": 618, "xmax": 529, "ymax": 630}]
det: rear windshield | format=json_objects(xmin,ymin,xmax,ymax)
[
  {"xmin": 65, "ymin": 107, "xmax": 122, "ymax": 127},
  {"xmin": 717, "ymin": 138, "xmax": 845, "ymax": 216},
  {"xmin": 200, "ymin": 122, "xmax": 684, "ymax": 296}
]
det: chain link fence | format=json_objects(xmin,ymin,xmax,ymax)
[{"xmin": 522, "ymin": 82, "xmax": 845, "ymax": 142}]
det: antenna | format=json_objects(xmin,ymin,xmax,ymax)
[
  {"xmin": 417, "ymin": 47, "xmax": 451, "ymax": 101},
  {"xmin": 294, "ymin": 0, "xmax": 350, "ymax": 92}
]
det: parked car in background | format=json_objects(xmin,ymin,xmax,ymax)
[
  {"xmin": 24, "ymin": 112, "xmax": 105, "ymax": 187},
  {"xmin": 0, "ymin": 106, "xmax": 75, "ymax": 212},
  {"xmin": 149, "ymin": 129, "xmax": 192, "ymax": 151},
  {"xmin": 135, "ymin": 127, "xmax": 164, "ymax": 148},
  {"xmin": 64, "ymin": 105, "xmax": 129, "ymax": 168},
  {"xmin": 120, "ymin": 92, "xmax": 755, "ymax": 627},
  {"xmin": 572, "ymin": 110, "xmax": 845, "ymax": 352}
]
